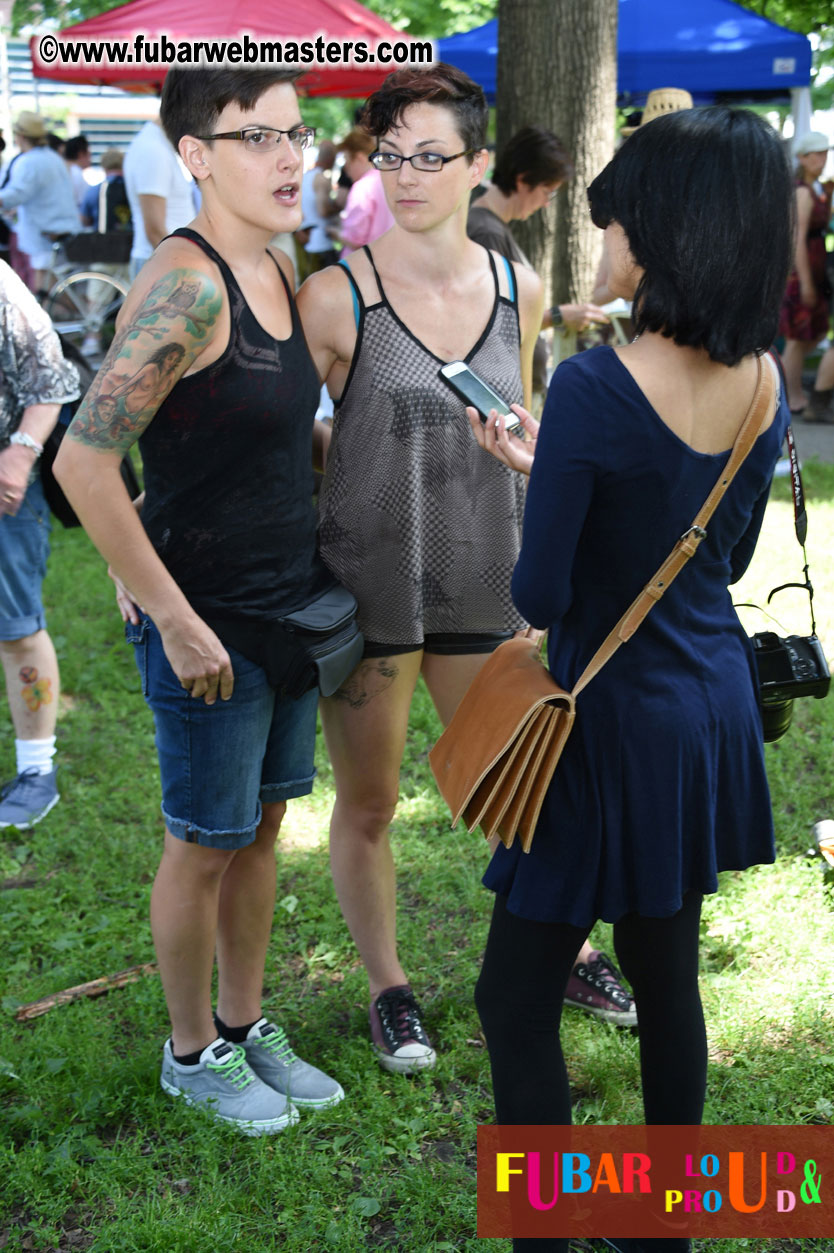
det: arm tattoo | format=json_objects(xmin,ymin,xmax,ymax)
[{"xmin": 67, "ymin": 268, "xmax": 223, "ymax": 454}]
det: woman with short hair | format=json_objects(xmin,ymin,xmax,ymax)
[
  {"xmin": 55, "ymin": 67, "xmax": 345, "ymax": 1134},
  {"xmin": 298, "ymin": 63, "xmax": 543, "ymax": 1074}
]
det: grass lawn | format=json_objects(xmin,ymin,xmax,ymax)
[{"xmin": 1, "ymin": 461, "xmax": 833, "ymax": 1252}]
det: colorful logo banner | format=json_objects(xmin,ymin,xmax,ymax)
[{"xmin": 477, "ymin": 1125, "xmax": 833, "ymax": 1238}]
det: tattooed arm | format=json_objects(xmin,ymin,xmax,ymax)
[{"xmin": 53, "ymin": 247, "xmax": 234, "ymax": 705}]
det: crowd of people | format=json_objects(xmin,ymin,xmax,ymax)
[{"xmin": 0, "ymin": 59, "xmax": 822, "ymax": 1253}]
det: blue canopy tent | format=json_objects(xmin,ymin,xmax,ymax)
[{"xmin": 436, "ymin": 0, "xmax": 812, "ymax": 105}]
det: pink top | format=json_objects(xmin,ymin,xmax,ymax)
[{"xmin": 340, "ymin": 169, "xmax": 395, "ymax": 256}]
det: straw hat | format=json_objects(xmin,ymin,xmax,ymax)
[
  {"xmin": 13, "ymin": 111, "xmax": 48, "ymax": 141},
  {"xmin": 621, "ymin": 88, "xmax": 694, "ymax": 137}
]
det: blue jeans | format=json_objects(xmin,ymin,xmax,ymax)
[
  {"xmin": 0, "ymin": 475, "xmax": 51, "ymax": 641},
  {"xmin": 127, "ymin": 615, "xmax": 318, "ymax": 849}
]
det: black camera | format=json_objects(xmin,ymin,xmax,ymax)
[{"xmin": 750, "ymin": 631, "xmax": 831, "ymax": 742}]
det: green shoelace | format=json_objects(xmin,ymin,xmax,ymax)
[
  {"xmin": 257, "ymin": 1025, "xmax": 298, "ymax": 1065},
  {"xmin": 207, "ymin": 1044, "xmax": 256, "ymax": 1089}
]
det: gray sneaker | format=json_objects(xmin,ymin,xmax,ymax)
[
  {"xmin": 241, "ymin": 1018, "xmax": 345, "ymax": 1108},
  {"xmin": 0, "ymin": 768, "xmax": 59, "ymax": 830},
  {"xmin": 160, "ymin": 1037, "xmax": 299, "ymax": 1135}
]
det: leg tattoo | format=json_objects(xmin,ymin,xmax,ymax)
[
  {"xmin": 333, "ymin": 659, "xmax": 399, "ymax": 709},
  {"xmin": 19, "ymin": 667, "xmax": 53, "ymax": 712}
]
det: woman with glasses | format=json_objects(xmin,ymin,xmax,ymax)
[
  {"xmin": 297, "ymin": 63, "xmax": 543, "ymax": 1075},
  {"xmin": 55, "ymin": 68, "xmax": 345, "ymax": 1133}
]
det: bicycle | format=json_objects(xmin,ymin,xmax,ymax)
[{"xmin": 45, "ymin": 232, "xmax": 131, "ymax": 363}]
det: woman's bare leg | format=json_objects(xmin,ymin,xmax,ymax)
[
  {"xmin": 780, "ymin": 338, "xmax": 811, "ymax": 411},
  {"xmin": 320, "ymin": 652, "xmax": 423, "ymax": 998}
]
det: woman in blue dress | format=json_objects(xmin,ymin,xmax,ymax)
[{"xmin": 468, "ymin": 107, "xmax": 793, "ymax": 1253}]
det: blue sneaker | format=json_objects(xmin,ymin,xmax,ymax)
[
  {"xmin": 241, "ymin": 1018, "xmax": 345, "ymax": 1108},
  {"xmin": 0, "ymin": 768, "xmax": 59, "ymax": 830}
]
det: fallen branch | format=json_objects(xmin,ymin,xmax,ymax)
[{"xmin": 14, "ymin": 962, "xmax": 159, "ymax": 1022}]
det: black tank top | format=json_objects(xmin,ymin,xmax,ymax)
[{"xmin": 139, "ymin": 228, "xmax": 327, "ymax": 621}]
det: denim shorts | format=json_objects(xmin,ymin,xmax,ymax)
[
  {"xmin": 0, "ymin": 475, "xmax": 51, "ymax": 641},
  {"xmin": 127, "ymin": 615, "xmax": 318, "ymax": 849}
]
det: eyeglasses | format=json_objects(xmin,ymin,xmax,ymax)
[
  {"xmin": 369, "ymin": 148, "xmax": 476, "ymax": 173},
  {"xmin": 197, "ymin": 125, "xmax": 316, "ymax": 153}
]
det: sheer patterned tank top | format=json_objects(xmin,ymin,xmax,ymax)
[
  {"xmin": 317, "ymin": 244, "xmax": 527, "ymax": 649},
  {"xmin": 139, "ymin": 227, "xmax": 325, "ymax": 622}
]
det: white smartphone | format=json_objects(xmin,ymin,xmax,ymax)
[{"xmin": 438, "ymin": 360, "xmax": 524, "ymax": 437}]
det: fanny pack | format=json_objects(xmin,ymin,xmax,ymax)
[{"xmin": 208, "ymin": 584, "xmax": 364, "ymax": 700}]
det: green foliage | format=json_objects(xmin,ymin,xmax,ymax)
[
  {"xmin": 734, "ymin": 0, "xmax": 832, "ymax": 38},
  {"xmin": 297, "ymin": 98, "xmax": 356, "ymax": 144},
  {"xmin": 368, "ymin": 0, "xmax": 496, "ymax": 38}
]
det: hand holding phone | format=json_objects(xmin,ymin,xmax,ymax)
[
  {"xmin": 438, "ymin": 360, "xmax": 524, "ymax": 437},
  {"xmin": 466, "ymin": 404, "xmax": 538, "ymax": 476}
]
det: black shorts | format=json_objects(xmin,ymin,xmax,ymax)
[{"xmin": 362, "ymin": 630, "xmax": 515, "ymax": 659}]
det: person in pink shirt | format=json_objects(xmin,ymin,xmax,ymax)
[{"xmin": 337, "ymin": 128, "xmax": 394, "ymax": 256}]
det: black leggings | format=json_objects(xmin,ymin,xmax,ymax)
[{"xmin": 474, "ymin": 892, "xmax": 706, "ymax": 1253}]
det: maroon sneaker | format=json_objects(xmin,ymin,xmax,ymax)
[
  {"xmin": 564, "ymin": 951, "xmax": 637, "ymax": 1027},
  {"xmin": 370, "ymin": 984, "xmax": 436, "ymax": 1074}
]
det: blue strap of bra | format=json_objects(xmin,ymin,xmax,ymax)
[
  {"xmin": 501, "ymin": 255, "xmax": 517, "ymax": 304},
  {"xmin": 338, "ymin": 259, "xmax": 361, "ymax": 329}
]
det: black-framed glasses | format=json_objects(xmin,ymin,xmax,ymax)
[
  {"xmin": 197, "ymin": 125, "xmax": 316, "ymax": 153},
  {"xmin": 369, "ymin": 148, "xmax": 476, "ymax": 173}
]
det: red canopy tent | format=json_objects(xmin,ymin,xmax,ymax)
[{"xmin": 30, "ymin": 0, "xmax": 421, "ymax": 96}]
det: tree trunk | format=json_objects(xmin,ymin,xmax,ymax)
[{"xmin": 496, "ymin": 0, "xmax": 618, "ymax": 304}]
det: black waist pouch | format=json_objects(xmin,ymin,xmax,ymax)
[{"xmin": 208, "ymin": 584, "xmax": 364, "ymax": 699}]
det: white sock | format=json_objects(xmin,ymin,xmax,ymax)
[{"xmin": 16, "ymin": 736, "xmax": 56, "ymax": 776}]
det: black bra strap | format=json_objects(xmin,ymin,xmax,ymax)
[
  {"xmin": 364, "ymin": 241, "xmax": 504, "ymax": 311},
  {"xmin": 362, "ymin": 244, "xmax": 386, "ymax": 303}
]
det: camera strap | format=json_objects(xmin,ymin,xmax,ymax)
[
  {"xmin": 764, "ymin": 356, "xmax": 819, "ymax": 636},
  {"xmin": 784, "ymin": 424, "xmax": 807, "ymax": 546}
]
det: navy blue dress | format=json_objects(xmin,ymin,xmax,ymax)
[{"xmin": 483, "ymin": 346, "xmax": 789, "ymax": 928}]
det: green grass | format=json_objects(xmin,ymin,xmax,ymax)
[{"xmin": 2, "ymin": 466, "xmax": 834, "ymax": 1251}]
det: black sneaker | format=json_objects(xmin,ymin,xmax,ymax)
[
  {"xmin": 564, "ymin": 951, "xmax": 637, "ymax": 1027},
  {"xmin": 369, "ymin": 984, "xmax": 436, "ymax": 1074}
]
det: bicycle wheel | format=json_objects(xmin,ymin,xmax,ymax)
[{"xmin": 46, "ymin": 269, "xmax": 128, "ymax": 362}]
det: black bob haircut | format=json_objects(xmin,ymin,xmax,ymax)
[
  {"xmin": 360, "ymin": 63, "xmax": 488, "ymax": 157},
  {"xmin": 492, "ymin": 126, "xmax": 574, "ymax": 194},
  {"xmin": 160, "ymin": 68, "xmax": 302, "ymax": 149},
  {"xmin": 587, "ymin": 107, "xmax": 794, "ymax": 366}
]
